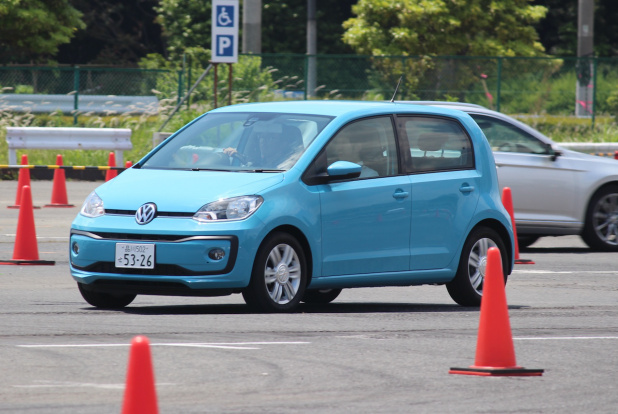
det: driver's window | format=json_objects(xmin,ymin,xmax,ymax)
[
  {"xmin": 324, "ymin": 116, "xmax": 398, "ymax": 178},
  {"xmin": 471, "ymin": 114, "xmax": 548, "ymax": 154}
]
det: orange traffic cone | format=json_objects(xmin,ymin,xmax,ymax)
[
  {"xmin": 44, "ymin": 154, "xmax": 74, "ymax": 208},
  {"xmin": 8, "ymin": 154, "xmax": 40, "ymax": 209},
  {"xmin": 502, "ymin": 187, "xmax": 534, "ymax": 265},
  {"xmin": 125, "ymin": 160, "xmax": 133, "ymax": 169},
  {"xmin": 449, "ymin": 247, "xmax": 543, "ymax": 376},
  {"xmin": 105, "ymin": 152, "xmax": 118, "ymax": 181},
  {"xmin": 122, "ymin": 335, "xmax": 159, "ymax": 414},
  {"xmin": 0, "ymin": 185, "xmax": 55, "ymax": 266}
]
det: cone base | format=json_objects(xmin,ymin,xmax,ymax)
[
  {"xmin": 43, "ymin": 204, "xmax": 75, "ymax": 208},
  {"xmin": 0, "ymin": 259, "xmax": 56, "ymax": 266},
  {"xmin": 515, "ymin": 258, "xmax": 535, "ymax": 264},
  {"xmin": 8, "ymin": 205, "xmax": 41, "ymax": 209},
  {"xmin": 449, "ymin": 366, "xmax": 544, "ymax": 376}
]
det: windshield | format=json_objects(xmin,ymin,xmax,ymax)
[{"xmin": 141, "ymin": 112, "xmax": 333, "ymax": 171}]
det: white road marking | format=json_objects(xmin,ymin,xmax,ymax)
[
  {"xmin": 18, "ymin": 341, "xmax": 310, "ymax": 350},
  {"xmin": 513, "ymin": 269, "xmax": 618, "ymax": 274},
  {"xmin": 514, "ymin": 336, "xmax": 618, "ymax": 341},
  {"xmin": 12, "ymin": 380, "xmax": 175, "ymax": 390}
]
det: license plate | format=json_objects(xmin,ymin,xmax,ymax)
[{"xmin": 115, "ymin": 243, "xmax": 155, "ymax": 269}]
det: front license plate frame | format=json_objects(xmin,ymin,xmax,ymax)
[{"xmin": 115, "ymin": 243, "xmax": 155, "ymax": 269}]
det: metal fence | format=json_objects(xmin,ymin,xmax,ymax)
[{"xmin": 1, "ymin": 55, "xmax": 616, "ymax": 119}]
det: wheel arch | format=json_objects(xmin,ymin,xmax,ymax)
[
  {"xmin": 261, "ymin": 225, "xmax": 314, "ymax": 285},
  {"xmin": 471, "ymin": 218, "xmax": 514, "ymax": 275},
  {"xmin": 584, "ymin": 181, "xmax": 618, "ymax": 219}
]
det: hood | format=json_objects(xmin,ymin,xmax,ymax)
[{"xmin": 94, "ymin": 168, "xmax": 284, "ymax": 212}]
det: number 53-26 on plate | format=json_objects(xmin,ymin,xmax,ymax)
[{"xmin": 115, "ymin": 243, "xmax": 155, "ymax": 269}]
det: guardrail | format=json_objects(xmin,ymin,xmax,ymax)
[
  {"xmin": 0, "ymin": 94, "xmax": 159, "ymax": 115},
  {"xmin": 5, "ymin": 127, "xmax": 132, "ymax": 165}
]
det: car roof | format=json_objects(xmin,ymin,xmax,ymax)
[{"xmin": 209, "ymin": 100, "xmax": 471, "ymax": 119}]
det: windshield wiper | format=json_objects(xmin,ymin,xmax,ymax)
[
  {"xmin": 250, "ymin": 169, "xmax": 285, "ymax": 173},
  {"xmin": 190, "ymin": 167, "xmax": 230, "ymax": 172}
]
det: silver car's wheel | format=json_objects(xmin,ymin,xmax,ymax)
[
  {"xmin": 447, "ymin": 226, "xmax": 508, "ymax": 306},
  {"xmin": 243, "ymin": 232, "xmax": 307, "ymax": 312},
  {"xmin": 583, "ymin": 186, "xmax": 618, "ymax": 251}
]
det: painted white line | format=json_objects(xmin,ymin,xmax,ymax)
[
  {"xmin": 514, "ymin": 336, "xmax": 618, "ymax": 341},
  {"xmin": 18, "ymin": 341, "xmax": 310, "ymax": 350},
  {"xmin": 513, "ymin": 270, "xmax": 618, "ymax": 275},
  {"xmin": 13, "ymin": 381, "xmax": 174, "ymax": 390}
]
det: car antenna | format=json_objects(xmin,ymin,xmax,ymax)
[{"xmin": 390, "ymin": 75, "xmax": 403, "ymax": 102}]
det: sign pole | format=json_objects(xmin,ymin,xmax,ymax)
[
  {"xmin": 213, "ymin": 63, "xmax": 219, "ymax": 109},
  {"xmin": 212, "ymin": 0, "xmax": 239, "ymax": 107},
  {"xmin": 228, "ymin": 64, "xmax": 233, "ymax": 106}
]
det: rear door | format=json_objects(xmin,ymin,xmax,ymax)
[{"xmin": 397, "ymin": 115, "xmax": 480, "ymax": 270}]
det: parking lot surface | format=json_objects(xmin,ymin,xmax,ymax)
[{"xmin": 0, "ymin": 180, "xmax": 617, "ymax": 413}]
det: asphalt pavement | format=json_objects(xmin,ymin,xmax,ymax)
[{"xmin": 0, "ymin": 179, "xmax": 617, "ymax": 413}]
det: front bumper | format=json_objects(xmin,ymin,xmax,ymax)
[{"xmin": 69, "ymin": 214, "xmax": 261, "ymax": 292}]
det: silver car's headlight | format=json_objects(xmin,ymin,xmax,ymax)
[
  {"xmin": 193, "ymin": 196, "xmax": 264, "ymax": 222},
  {"xmin": 80, "ymin": 191, "xmax": 105, "ymax": 218}
]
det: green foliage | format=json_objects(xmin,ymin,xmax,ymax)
[
  {"xmin": 517, "ymin": 114, "xmax": 618, "ymax": 143},
  {"xmin": 0, "ymin": 0, "xmax": 85, "ymax": 63},
  {"xmin": 155, "ymin": 0, "xmax": 211, "ymax": 58},
  {"xmin": 139, "ymin": 50, "xmax": 277, "ymax": 110},
  {"xmin": 343, "ymin": 0, "xmax": 547, "ymax": 57}
]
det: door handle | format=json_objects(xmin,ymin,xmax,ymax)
[
  {"xmin": 392, "ymin": 190, "xmax": 409, "ymax": 200},
  {"xmin": 459, "ymin": 184, "xmax": 475, "ymax": 193}
]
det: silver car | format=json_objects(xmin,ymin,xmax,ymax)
[{"xmin": 403, "ymin": 102, "xmax": 618, "ymax": 251}]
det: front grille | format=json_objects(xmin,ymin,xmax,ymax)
[
  {"xmin": 75, "ymin": 261, "xmax": 225, "ymax": 276},
  {"xmin": 88, "ymin": 280, "xmax": 236, "ymax": 297},
  {"xmin": 105, "ymin": 209, "xmax": 194, "ymax": 218}
]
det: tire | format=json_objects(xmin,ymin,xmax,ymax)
[
  {"xmin": 446, "ymin": 226, "xmax": 508, "ymax": 307},
  {"xmin": 242, "ymin": 232, "xmax": 308, "ymax": 312},
  {"xmin": 301, "ymin": 288, "xmax": 342, "ymax": 304},
  {"xmin": 78, "ymin": 283, "xmax": 136, "ymax": 309},
  {"xmin": 518, "ymin": 235, "xmax": 540, "ymax": 249},
  {"xmin": 582, "ymin": 185, "xmax": 618, "ymax": 252}
]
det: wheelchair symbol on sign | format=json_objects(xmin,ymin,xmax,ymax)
[{"xmin": 217, "ymin": 7, "xmax": 232, "ymax": 26}]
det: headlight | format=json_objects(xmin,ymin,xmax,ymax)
[
  {"xmin": 193, "ymin": 196, "xmax": 263, "ymax": 222},
  {"xmin": 80, "ymin": 191, "xmax": 105, "ymax": 218}
]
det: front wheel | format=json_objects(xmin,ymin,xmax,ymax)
[
  {"xmin": 446, "ymin": 226, "xmax": 508, "ymax": 307},
  {"xmin": 582, "ymin": 185, "xmax": 618, "ymax": 251},
  {"xmin": 242, "ymin": 232, "xmax": 308, "ymax": 312},
  {"xmin": 78, "ymin": 283, "xmax": 136, "ymax": 309}
]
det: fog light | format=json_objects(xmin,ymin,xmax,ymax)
[
  {"xmin": 72, "ymin": 242, "xmax": 79, "ymax": 255},
  {"xmin": 208, "ymin": 248, "xmax": 225, "ymax": 261}
]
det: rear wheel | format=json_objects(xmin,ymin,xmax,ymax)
[
  {"xmin": 447, "ymin": 226, "xmax": 508, "ymax": 307},
  {"xmin": 242, "ymin": 232, "xmax": 308, "ymax": 312},
  {"xmin": 582, "ymin": 185, "xmax": 618, "ymax": 251},
  {"xmin": 302, "ymin": 288, "xmax": 342, "ymax": 304},
  {"xmin": 78, "ymin": 283, "xmax": 136, "ymax": 309}
]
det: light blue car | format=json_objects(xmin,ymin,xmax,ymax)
[{"xmin": 70, "ymin": 101, "xmax": 514, "ymax": 312}]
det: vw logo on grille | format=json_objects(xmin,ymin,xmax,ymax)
[{"xmin": 135, "ymin": 203, "xmax": 157, "ymax": 225}]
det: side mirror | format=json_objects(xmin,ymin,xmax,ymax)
[
  {"xmin": 546, "ymin": 143, "xmax": 562, "ymax": 161},
  {"xmin": 327, "ymin": 161, "xmax": 362, "ymax": 180}
]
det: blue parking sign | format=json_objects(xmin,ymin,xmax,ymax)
[
  {"xmin": 216, "ymin": 35, "xmax": 235, "ymax": 57},
  {"xmin": 211, "ymin": 0, "xmax": 238, "ymax": 63}
]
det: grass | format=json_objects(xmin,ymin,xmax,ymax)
[{"xmin": 1, "ymin": 101, "xmax": 617, "ymax": 169}]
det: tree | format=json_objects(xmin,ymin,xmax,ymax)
[
  {"xmin": 56, "ymin": 0, "xmax": 164, "ymax": 65},
  {"xmin": 0, "ymin": 0, "xmax": 85, "ymax": 64},
  {"xmin": 342, "ymin": 0, "xmax": 548, "ymax": 57}
]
